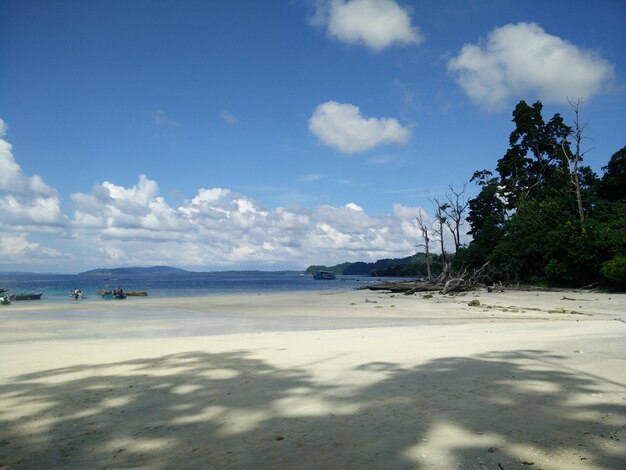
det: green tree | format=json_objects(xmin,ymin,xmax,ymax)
[
  {"xmin": 598, "ymin": 146, "xmax": 626, "ymax": 201},
  {"xmin": 460, "ymin": 100, "xmax": 622, "ymax": 287}
]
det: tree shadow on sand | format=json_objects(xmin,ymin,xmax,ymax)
[{"xmin": 0, "ymin": 349, "xmax": 624, "ymax": 469}]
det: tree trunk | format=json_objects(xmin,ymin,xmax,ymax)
[{"xmin": 415, "ymin": 211, "xmax": 432, "ymax": 281}]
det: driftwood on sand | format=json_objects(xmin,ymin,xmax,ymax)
[{"xmin": 365, "ymin": 262, "xmax": 499, "ymax": 295}]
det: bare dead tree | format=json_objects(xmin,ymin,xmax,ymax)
[
  {"xmin": 429, "ymin": 194, "xmax": 448, "ymax": 270},
  {"xmin": 440, "ymin": 183, "xmax": 469, "ymax": 254},
  {"xmin": 415, "ymin": 209, "xmax": 432, "ymax": 281},
  {"xmin": 560, "ymin": 98, "xmax": 591, "ymax": 234}
]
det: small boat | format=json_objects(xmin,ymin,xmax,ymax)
[
  {"xmin": 69, "ymin": 289, "xmax": 85, "ymax": 300},
  {"xmin": 125, "ymin": 291, "xmax": 148, "ymax": 296},
  {"xmin": 313, "ymin": 271, "xmax": 336, "ymax": 280},
  {"xmin": 10, "ymin": 292, "xmax": 43, "ymax": 301},
  {"xmin": 1, "ymin": 294, "xmax": 11, "ymax": 305},
  {"xmin": 100, "ymin": 288, "xmax": 126, "ymax": 299}
]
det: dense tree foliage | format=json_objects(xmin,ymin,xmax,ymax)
[
  {"xmin": 456, "ymin": 100, "xmax": 626, "ymax": 290},
  {"xmin": 305, "ymin": 253, "xmax": 444, "ymax": 278}
]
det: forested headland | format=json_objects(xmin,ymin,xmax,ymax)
[{"xmin": 310, "ymin": 100, "xmax": 626, "ymax": 291}]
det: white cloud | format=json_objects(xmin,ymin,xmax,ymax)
[
  {"xmin": 448, "ymin": 22, "xmax": 614, "ymax": 110},
  {"xmin": 345, "ymin": 202, "xmax": 364, "ymax": 212},
  {"xmin": 191, "ymin": 187, "xmax": 231, "ymax": 205},
  {"xmin": 71, "ymin": 175, "xmax": 187, "ymax": 233},
  {"xmin": 0, "ymin": 123, "xmax": 458, "ymax": 270},
  {"xmin": 65, "ymin": 174, "xmax": 441, "ymax": 268},
  {"xmin": 309, "ymin": 101, "xmax": 410, "ymax": 154},
  {"xmin": 0, "ymin": 233, "xmax": 38, "ymax": 256},
  {"xmin": 0, "ymin": 136, "xmax": 65, "ymax": 226},
  {"xmin": 220, "ymin": 110, "xmax": 238, "ymax": 124},
  {"xmin": 0, "ymin": 233, "xmax": 62, "ymax": 262},
  {"xmin": 316, "ymin": 0, "xmax": 424, "ymax": 52}
]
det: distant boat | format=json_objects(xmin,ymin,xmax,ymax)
[
  {"xmin": 11, "ymin": 293, "xmax": 43, "ymax": 301},
  {"xmin": 97, "ymin": 289, "xmax": 146, "ymax": 297},
  {"xmin": 100, "ymin": 289, "xmax": 126, "ymax": 299},
  {"xmin": 69, "ymin": 289, "xmax": 85, "ymax": 300},
  {"xmin": 313, "ymin": 271, "xmax": 336, "ymax": 280}
]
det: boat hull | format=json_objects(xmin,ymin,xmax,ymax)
[
  {"xmin": 313, "ymin": 271, "xmax": 336, "ymax": 280},
  {"xmin": 11, "ymin": 293, "xmax": 43, "ymax": 301}
]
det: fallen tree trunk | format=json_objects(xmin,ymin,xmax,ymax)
[{"xmin": 365, "ymin": 262, "xmax": 494, "ymax": 295}]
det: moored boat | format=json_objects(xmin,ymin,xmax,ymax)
[
  {"xmin": 98, "ymin": 289, "xmax": 146, "ymax": 297},
  {"xmin": 313, "ymin": 271, "xmax": 336, "ymax": 280},
  {"xmin": 10, "ymin": 292, "xmax": 43, "ymax": 301},
  {"xmin": 1, "ymin": 294, "xmax": 11, "ymax": 305},
  {"xmin": 70, "ymin": 289, "xmax": 85, "ymax": 300},
  {"xmin": 100, "ymin": 288, "xmax": 126, "ymax": 299}
]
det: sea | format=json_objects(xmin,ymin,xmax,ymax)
[{"xmin": 0, "ymin": 271, "xmax": 387, "ymax": 304}]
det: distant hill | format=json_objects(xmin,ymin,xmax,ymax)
[{"xmin": 78, "ymin": 266, "xmax": 191, "ymax": 276}]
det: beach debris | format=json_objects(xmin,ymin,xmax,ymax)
[
  {"xmin": 468, "ymin": 299, "xmax": 481, "ymax": 307},
  {"xmin": 365, "ymin": 261, "xmax": 498, "ymax": 295}
]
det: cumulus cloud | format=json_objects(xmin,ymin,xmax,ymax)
[
  {"xmin": 0, "ymin": 233, "xmax": 62, "ymax": 262},
  {"xmin": 0, "ymin": 132, "xmax": 64, "ymax": 226},
  {"xmin": 309, "ymin": 101, "xmax": 410, "ymax": 154},
  {"xmin": 315, "ymin": 0, "xmax": 423, "ymax": 52},
  {"xmin": 0, "ymin": 120, "xmax": 456, "ymax": 270},
  {"xmin": 64, "ymin": 173, "xmax": 442, "ymax": 268},
  {"xmin": 71, "ymin": 175, "xmax": 187, "ymax": 233},
  {"xmin": 448, "ymin": 22, "xmax": 614, "ymax": 110}
]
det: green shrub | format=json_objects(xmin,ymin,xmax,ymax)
[
  {"xmin": 600, "ymin": 255, "xmax": 626, "ymax": 290},
  {"xmin": 544, "ymin": 259, "xmax": 569, "ymax": 285}
]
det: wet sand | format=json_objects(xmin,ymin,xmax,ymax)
[{"xmin": 1, "ymin": 288, "xmax": 625, "ymax": 469}]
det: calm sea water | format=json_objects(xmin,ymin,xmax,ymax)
[{"xmin": 0, "ymin": 272, "xmax": 386, "ymax": 303}]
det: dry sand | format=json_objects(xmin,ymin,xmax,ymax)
[{"xmin": 0, "ymin": 288, "xmax": 624, "ymax": 469}]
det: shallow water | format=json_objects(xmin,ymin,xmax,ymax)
[{"xmin": 0, "ymin": 272, "xmax": 390, "ymax": 303}]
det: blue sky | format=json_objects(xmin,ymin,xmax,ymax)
[{"xmin": 1, "ymin": 0, "xmax": 624, "ymax": 273}]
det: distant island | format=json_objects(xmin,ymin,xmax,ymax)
[
  {"xmin": 3, "ymin": 257, "xmax": 429, "ymax": 278},
  {"xmin": 1, "ymin": 255, "xmax": 431, "ymax": 278},
  {"xmin": 78, "ymin": 266, "xmax": 191, "ymax": 276},
  {"xmin": 76, "ymin": 266, "xmax": 304, "ymax": 277}
]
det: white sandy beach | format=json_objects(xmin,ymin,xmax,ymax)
[{"xmin": 1, "ymin": 288, "xmax": 625, "ymax": 469}]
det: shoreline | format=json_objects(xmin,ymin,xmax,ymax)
[{"xmin": 1, "ymin": 289, "xmax": 624, "ymax": 469}]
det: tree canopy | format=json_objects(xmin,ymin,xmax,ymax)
[{"xmin": 456, "ymin": 100, "xmax": 626, "ymax": 290}]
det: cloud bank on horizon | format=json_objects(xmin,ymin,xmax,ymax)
[
  {"xmin": 0, "ymin": 0, "xmax": 620, "ymax": 272},
  {"xmin": 1, "ymin": 127, "xmax": 427, "ymax": 269}
]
